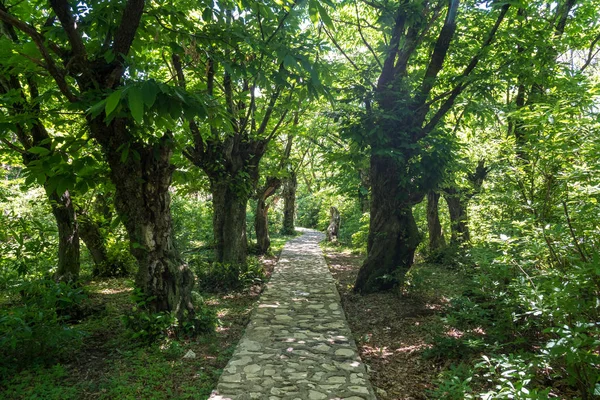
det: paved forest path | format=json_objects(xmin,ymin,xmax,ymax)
[{"xmin": 209, "ymin": 228, "xmax": 376, "ymax": 400}]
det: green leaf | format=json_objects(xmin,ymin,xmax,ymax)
[
  {"xmin": 283, "ymin": 54, "xmax": 296, "ymax": 69},
  {"xmin": 27, "ymin": 146, "xmax": 50, "ymax": 156},
  {"xmin": 103, "ymin": 50, "xmax": 115, "ymax": 63},
  {"xmin": 141, "ymin": 81, "xmax": 159, "ymax": 108},
  {"xmin": 317, "ymin": 3, "xmax": 334, "ymax": 30},
  {"xmin": 128, "ymin": 86, "xmax": 144, "ymax": 124},
  {"xmin": 308, "ymin": 0, "xmax": 319, "ymax": 25},
  {"xmin": 88, "ymin": 99, "xmax": 107, "ymax": 118},
  {"xmin": 105, "ymin": 90, "xmax": 122, "ymax": 116},
  {"xmin": 202, "ymin": 7, "xmax": 212, "ymax": 21},
  {"xmin": 120, "ymin": 144, "xmax": 129, "ymax": 163}
]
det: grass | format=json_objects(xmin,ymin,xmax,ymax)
[
  {"xmin": 1, "ymin": 278, "xmax": 257, "ymax": 399},
  {"xmin": 1, "ymin": 233, "xmax": 299, "ymax": 400}
]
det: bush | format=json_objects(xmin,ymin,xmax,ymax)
[
  {"xmin": 93, "ymin": 240, "xmax": 137, "ymax": 277},
  {"xmin": 194, "ymin": 256, "xmax": 265, "ymax": 292},
  {"xmin": 296, "ymin": 193, "xmax": 322, "ymax": 229},
  {"xmin": 0, "ymin": 280, "xmax": 87, "ymax": 375},
  {"xmin": 350, "ymin": 212, "xmax": 369, "ymax": 252},
  {"xmin": 122, "ymin": 289, "xmax": 217, "ymax": 343}
]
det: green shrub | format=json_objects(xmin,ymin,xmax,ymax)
[
  {"xmin": 122, "ymin": 289, "xmax": 217, "ymax": 343},
  {"xmin": 194, "ymin": 256, "xmax": 265, "ymax": 292},
  {"xmin": 94, "ymin": 240, "xmax": 137, "ymax": 277},
  {"xmin": 0, "ymin": 280, "xmax": 87, "ymax": 375},
  {"xmin": 429, "ymin": 364, "xmax": 474, "ymax": 400},
  {"xmin": 296, "ymin": 194, "xmax": 322, "ymax": 229},
  {"xmin": 350, "ymin": 212, "xmax": 369, "ymax": 252}
]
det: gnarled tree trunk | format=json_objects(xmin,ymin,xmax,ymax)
[
  {"xmin": 78, "ymin": 214, "xmax": 109, "ymax": 275},
  {"xmin": 427, "ymin": 190, "xmax": 446, "ymax": 251},
  {"xmin": 350, "ymin": 0, "xmax": 508, "ymax": 294},
  {"xmin": 211, "ymin": 180, "xmax": 250, "ymax": 265},
  {"xmin": 354, "ymin": 154, "xmax": 422, "ymax": 293},
  {"xmin": 255, "ymin": 177, "xmax": 281, "ymax": 255},
  {"xmin": 90, "ymin": 119, "xmax": 195, "ymax": 319},
  {"xmin": 444, "ymin": 187, "xmax": 470, "ymax": 244},
  {"xmin": 48, "ymin": 189, "xmax": 80, "ymax": 282},
  {"xmin": 326, "ymin": 206, "xmax": 340, "ymax": 242},
  {"xmin": 281, "ymin": 171, "xmax": 297, "ymax": 235}
]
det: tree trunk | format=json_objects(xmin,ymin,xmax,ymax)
[
  {"xmin": 255, "ymin": 197, "xmax": 270, "ymax": 255},
  {"xmin": 281, "ymin": 171, "xmax": 297, "ymax": 235},
  {"xmin": 48, "ymin": 189, "xmax": 80, "ymax": 282},
  {"xmin": 427, "ymin": 190, "xmax": 446, "ymax": 251},
  {"xmin": 211, "ymin": 180, "xmax": 249, "ymax": 265},
  {"xmin": 358, "ymin": 168, "xmax": 370, "ymax": 213},
  {"xmin": 255, "ymin": 177, "xmax": 281, "ymax": 255},
  {"xmin": 444, "ymin": 187, "xmax": 470, "ymax": 244},
  {"xmin": 90, "ymin": 119, "xmax": 195, "ymax": 320},
  {"xmin": 354, "ymin": 154, "xmax": 422, "ymax": 294},
  {"xmin": 78, "ymin": 214, "xmax": 109, "ymax": 276},
  {"xmin": 326, "ymin": 206, "xmax": 341, "ymax": 242}
]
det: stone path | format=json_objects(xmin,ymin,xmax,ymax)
[{"xmin": 209, "ymin": 228, "xmax": 376, "ymax": 400}]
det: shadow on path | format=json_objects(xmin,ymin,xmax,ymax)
[{"xmin": 209, "ymin": 228, "xmax": 376, "ymax": 400}]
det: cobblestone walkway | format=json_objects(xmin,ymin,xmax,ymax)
[{"xmin": 209, "ymin": 229, "xmax": 376, "ymax": 400}]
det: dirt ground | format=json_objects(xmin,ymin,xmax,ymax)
[{"xmin": 324, "ymin": 250, "xmax": 447, "ymax": 400}]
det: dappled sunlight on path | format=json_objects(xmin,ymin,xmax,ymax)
[{"xmin": 209, "ymin": 228, "xmax": 376, "ymax": 400}]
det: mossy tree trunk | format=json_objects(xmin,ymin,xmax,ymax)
[
  {"xmin": 90, "ymin": 119, "xmax": 195, "ymax": 319},
  {"xmin": 255, "ymin": 177, "xmax": 281, "ymax": 254},
  {"xmin": 427, "ymin": 190, "xmax": 446, "ymax": 251},
  {"xmin": 281, "ymin": 171, "xmax": 297, "ymax": 235},
  {"xmin": 353, "ymin": 2, "xmax": 508, "ymax": 293},
  {"xmin": 354, "ymin": 154, "xmax": 422, "ymax": 293}
]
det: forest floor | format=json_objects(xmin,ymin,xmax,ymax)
[
  {"xmin": 322, "ymin": 246, "xmax": 467, "ymax": 400},
  {"xmin": 1, "ymin": 236, "xmax": 290, "ymax": 400}
]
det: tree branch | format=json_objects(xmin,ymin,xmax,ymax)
[
  {"xmin": 0, "ymin": 9, "xmax": 77, "ymax": 102},
  {"xmin": 256, "ymin": 88, "xmax": 282, "ymax": 137},
  {"xmin": 113, "ymin": 0, "xmax": 145, "ymax": 56},
  {"xmin": 106, "ymin": 0, "xmax": 145, "ymax": 86},
  {"xmin": 420, "ymin": 3, "xmax": 510, "ymax": 137},
  {"xmin": 377, "ymin": 5, "xmax": 407, "ymax": 90},
  {"xmin": 580, "ymin": 30, "xmax": 600, "ymax": 72},
  {"xmin": 265, "ymin": 1, "xmax": 298, "ymax": 45},
  {"xmin": 0, "ymin": 137, "xmax": 26, "ymax": 154},
  {"xmin": 354, "ymin": 0, "xmax": 382, "ymax": 69},
  {"xmin": 413, "ymin": 0, "xmax": 460, "ymax": 121},
  {"xmin": 394, "ymin": 1, "xmax": 444, "ymax": 76},
  {"xmin": 48, "ymin": 0, "xmax": 86, "ymax": 58}
]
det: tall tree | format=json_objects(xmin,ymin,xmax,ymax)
[
  {"xmin": 0, "ymin": 11, "xmax": 80, "ymax": 281},
  {"xmin": 173, "ymin": 0, "xmax": 324, "ymax": 265},
  {"xmin": 0, "ymin": 0, "xmax": 202, "ymax": 321},
  {"xmin": 325, "ymin": 0, "xmax": 511, "ymax": 293},
  {"xmin": 255, "ymin": 132, "xmax": 294, "ymax": 253}
]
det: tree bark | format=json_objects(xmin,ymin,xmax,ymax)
[
  {"xmin": 90, "ymin": 119, "xmax": 195, "ymax": 320},
  {"xmin": 427, "ymin": 190, "xmax": 446, "ymax": 251},
  {"xmin": 255, "ymin": 177, "xmax": 281, "ymax": 255},
  {"xmin": 0, "ymin": 67, "xmax": 81, "ymax": 282},
  {"xmin": 354, "ymin": 154, "xmax": 422, "ymax": 294},
  {"xmin": 326, "ymin": 206, "xmax": 341, "ymax": 242},
  {"xmin": 1, "ymin": 0, "xmax": 196, "ymax": 321},
  {"xmin": 211, "ymin": 180, "xmax": 249, "ymax": 265},
  {"xmin": 281, "ymin": 171, "xmax": 297, "ymax": 235},
  {"xmin": 78, "ymin": 214, "xmax": 109, "ymax": 276},
  {"xmin": 358, "ymin": 168, "xmax": 370, "ymax": 213},
  {"xmin": 48, "ymin": 189, "xmax": 80, "ymax": 282},
  {"xmin": 444, "ymin": 187, "xmax": 470, "ymax": 244}
]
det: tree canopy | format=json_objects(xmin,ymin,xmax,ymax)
[{"xmin": 1, "ymin": 0, "xmax": 600, "ymax": 398}]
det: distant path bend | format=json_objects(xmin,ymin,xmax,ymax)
[{"xmin": 209, "ymin": 228, "xmax": 376, "ymax": 400}]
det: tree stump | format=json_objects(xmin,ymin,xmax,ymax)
[{"xmin": 326, "ymin": 207, "xmax": 341, "ymax": 242}]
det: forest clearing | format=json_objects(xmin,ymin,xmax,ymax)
[{"xmin": 1, "ymin": 0, "xmax": 599, "ymax": 399}]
